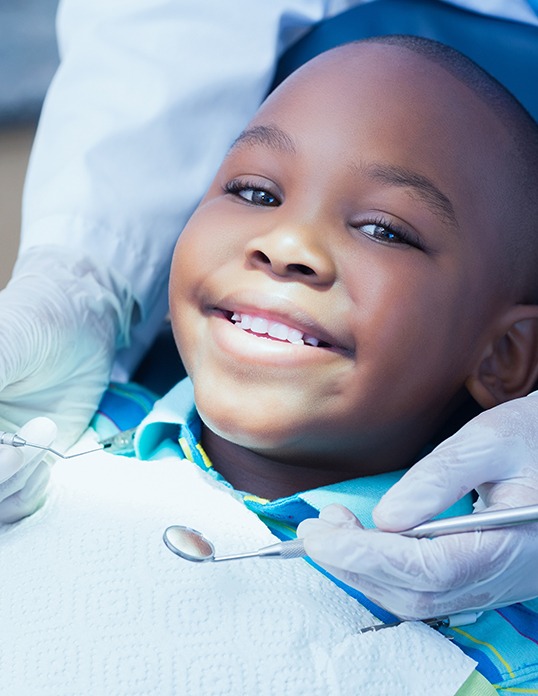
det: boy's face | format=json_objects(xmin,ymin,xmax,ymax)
[{"xmin": 169, "ymin": 43, "xmax": 515, "ymax": 480}]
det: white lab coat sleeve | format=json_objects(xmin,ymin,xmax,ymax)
[{"xmin": 20, "ymin": 0, "xmax": 361, "ymax": 376}]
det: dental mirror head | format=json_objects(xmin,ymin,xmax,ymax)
[{"xmin": 163, "ymin": 525, "xmax": 216, "ymax": 562}]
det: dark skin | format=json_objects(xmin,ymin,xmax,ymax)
[
  {"xmin": 201, "ymin": 393, "xmax": 483, "ymax": 499},
  {"xmin": 169, "ymin": 43, "xmax": 538, "ymax": 499}
]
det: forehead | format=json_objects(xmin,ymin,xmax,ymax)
[
  {"xmin": 251, "ymin": 44, "xmax": 506, "ymax": 162},
  {"xmin": 236, "ymin": 43, "xmax": 514, "ymax": 232}
]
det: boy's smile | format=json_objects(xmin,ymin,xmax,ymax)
[
  {"xmin": 169, "ymin": 42, "xmax": 521, "ymax": 496},
  {"xmin": 210, "ymin": 294, "xmax": 354, "ymax": 362}
]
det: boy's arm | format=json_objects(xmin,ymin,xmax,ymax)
[{"xmin": 298, "ymin": 391, "xmax": 538, "ymax": 618}]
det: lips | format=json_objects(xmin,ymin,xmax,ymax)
[
  {"xmin": 230, "ymin": 312, "xmax": 326, "ymax": 347},
  {"xmin": 210, "ymin": 290, "xmax": 353, "ymax": 357}
]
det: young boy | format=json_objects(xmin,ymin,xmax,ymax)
[
  {"xmin": 2, "ymin": 36, "xmax": 538, "ymax": 694},
  {"xmin": 136, "ymin": 34, "xmax": 538, "ymax": 689},
  {"xmin": 167, "ymin": 33, "xmax": 538, "ymax": 499}
]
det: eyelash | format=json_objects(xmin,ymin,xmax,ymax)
[
  {"xmin": 224, "ymin": 179, "xmax": 281, "ymax": 207},
  {"xmin": 224, "ymin": 180, "xmax": 422, "ymax": 250},
  {"xmin": 355, "ymin": 216, "xmax": 422, "ymax": 249}
]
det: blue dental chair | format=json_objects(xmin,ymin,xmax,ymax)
[{"xmin": 272, "ymin": 0, "xmax": 538, "ymax": 119}]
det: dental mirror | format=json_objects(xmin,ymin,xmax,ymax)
[
  {"xmin": 163, "ymin": 525, "xmax": 216, "ymax": 562},
  {"xmin": 163, "ymin": 525, "xmax": 305, "ymax": 563}
]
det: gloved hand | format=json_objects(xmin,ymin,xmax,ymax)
[
  {"xmin": 297, "ymin": 392, "xmax": 538, "ymax": 620},
  {"xmin": 0, "ymin": 245, "xmax": 132, "ymax": 449},
  {"xmin": 0, "ymin": 417, "xmax": 57, "ymax": 523}
]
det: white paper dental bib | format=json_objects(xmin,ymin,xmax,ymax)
[{"xmin": 0, "ymin": 445, "xmax": 475, "ymax": 695}]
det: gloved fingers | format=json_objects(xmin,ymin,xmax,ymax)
[
  {"xmin": 313, "ymin": 555, "xmax": 526, "ymax": 620},
  {"xmin": 0, "ymin": 447, "xmax": 24, "ymax": 484},
  {"xmin": 297, "ymin": 504, "xmax": 364, "ymax": 537},
  {"xmin": 374, "ymin": 396, "xmax": 538, "ymax": 532},
  {"xmin": 311, "ymin": 563, "xmax": 452, "ymax": 620},
  {"xmin": 319, "ymin": 503, "xmax": 364, "ymax": 527},
  {"xmin": 0, "ymin": 446, "xmax": 43, "ymax": 500},
  {"xmin": 303, "ymin": 518, "xmax": 538, "ymax": 618},
  {"xmin": 297, "ymin": 517, "xmax": 332, "ymax": 537},
  {"xmin": 0, "ymin": 459, "xmax": 51, "ymax": 524},
  {"xmin": 17, "ymin": 416, "xmax": 58, "ymax": 451},
  {"xmin": 302, "ymin": 524, "xmax": 514, "ymax": 593},
  {"xmin": 476, "ymin": 480, "xmax": 538, "ymax": 509},
  {"xmin": 0, "ymin": 247, "xmax": 127, "ymax": 446},
  {"xmin": 0, "ymin": 417, "xmax": 57, "ymax": 501}
]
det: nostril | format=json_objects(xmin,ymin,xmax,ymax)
[
  {"xmin": 247, "ymin": 248, "xmax": 318, "ymax": 277},
  {"xmin": 251, "ymin": 250, "xmax": 271, "ymax": 265},
  {"xmin": 287, "ymin": 263, "xmax": 315, "ymax": 276}
]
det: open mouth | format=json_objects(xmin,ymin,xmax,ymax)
[{"xmin": 226, "ymin": 311, "xmax": 332, "ymax": 348}]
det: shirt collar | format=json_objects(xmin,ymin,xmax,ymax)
[
  {"xmin": 135, "ymin": 378, "xmax": 472, "ymax": 527},
  {"xmin": 134, "ymin": 378, "xmax": 198, "ymax": 458}
]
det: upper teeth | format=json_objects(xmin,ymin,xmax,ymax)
[{"xmin": 230, "ymin": 312, "xmax": 319, "ymax": 346}]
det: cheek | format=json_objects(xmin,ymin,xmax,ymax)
[
  {"xmin": 343, "ymin": 255, "xmax": 470, "ymax": 380},
  {"xmin": 169, "ymin": 236, "xmax": 193, "ymax": 325},
  {"xmin": 168, "ymin": 224, "xmax": 208, "ymax": 365},
  {"xmin": 342, "ymin": 252, "xmax": 435, "ymax": 334},
  {"xmin": 170, "ymin": 210, "xmax": 225, "ymax": 303},
  {"xmin": 174, "ymin": 205, "xmax": 250, "ymax": 280}
]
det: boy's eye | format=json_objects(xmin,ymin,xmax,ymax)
[
  {"xmin": 224, "ymin": 179, "xmax": 281, "ymax": 207},
  {"xmin": 242, "ymin": 189, "xmax": 279, "ymax": 206},
  {"xmin": 357, "ymin": 219, "xmax": 421, "ymax": 249}
]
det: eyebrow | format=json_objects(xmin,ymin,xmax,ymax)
[
  {"xmin": 231, "ymin": 125, "xmax": 458, "ymax": 229},
  {"xmin": 362, "ymin": 162, "xmax": 459, "ymax": 229},
  {"xmin": 231, "ymin": 125, "xmax": 297, "ymax": 155}
]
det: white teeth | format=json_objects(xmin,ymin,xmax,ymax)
[
  {"xmin": 268, "ymin": 322, "xmax": 289, "ymax": 340},
  {"xmin": 229, "ymin": 312, "xmax": 319, "ymax": 347},
  {"xmin": 287, "ymin": 328, "xmax": 304, "ymax": 345},
  {"xmin": 240, "ymin": 314, "xmax": 253, "ymax": 330},
  {"xmin": 250, "ymin": 316, "xmax": 268, "ymax": 334}
]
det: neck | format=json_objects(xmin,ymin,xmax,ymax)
[
  {"xmin": 201, "ymin": 426, "xmax": 387, "ymax": 499},
  {"xmin": 199, "ymin": 390, "xmax": 479, "ymax": 500}
]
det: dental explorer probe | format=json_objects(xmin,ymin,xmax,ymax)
[{"xmin": 0, "ymin": 431, "xmax": 104, "ymax": 459}]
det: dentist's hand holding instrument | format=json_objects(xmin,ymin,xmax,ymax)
[
  {"xmin": 0, "ymin": 417, "xmax": 57, "ymax": 523},
  {"xmin": 298, "ymin": 393, "xmax": 538, "ymax": 619},
  {"xmin": 0, "ymin": 247, "xmax": 131, "ymax": 448},
  {"xmin": 0, "ymin": 247, "xmax": 131, "ymax": 522}
]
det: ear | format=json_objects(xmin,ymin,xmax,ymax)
[{"xmin": 466, "ymin": 305, "xmax": 538, "ymax": 409}]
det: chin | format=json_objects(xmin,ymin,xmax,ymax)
[
  {"xmin": 201, "ymin": 411, "xmax": 287, "ymax": 449},
  {"xmin": 195, "ymin": 396, "xmax": 303, "ymax": 452},
  {"xmin": 194, "ymin": 374, "xmax": 287, "ymax": 434}
]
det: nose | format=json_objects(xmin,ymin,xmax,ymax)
[{"xmin": 245, "ymin": 224, "xmax": 336, "ymax": 285}]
